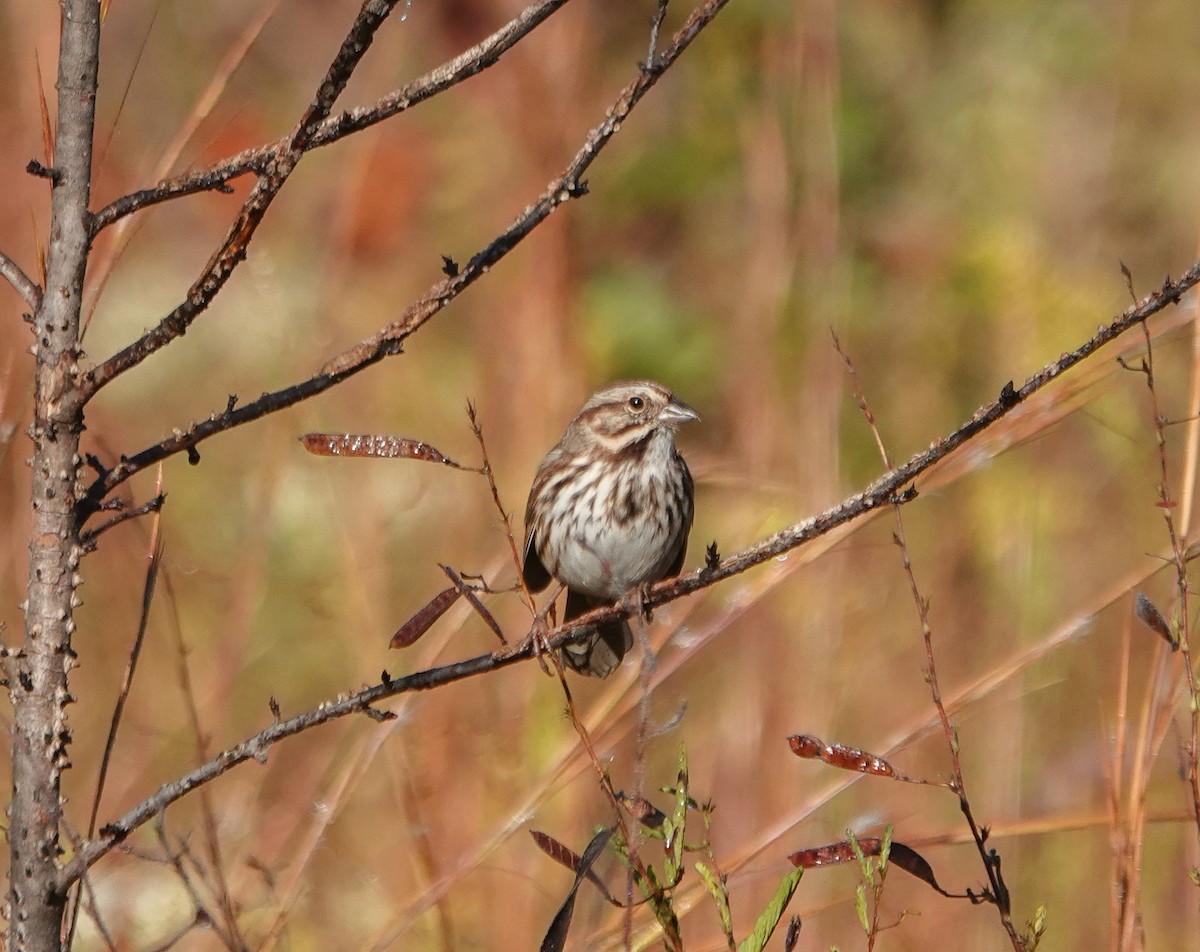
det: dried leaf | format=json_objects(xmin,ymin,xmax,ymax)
[
  {"xmin": 1134, "ymin": 592, "xmax": 1177, "ymax": 649},
  {"xmin": 616, "ymin": 792, "xmax": 666, "ymax": 829},
  {"xmin": 530, "ymin": 830, "xmax": 620, "ymax": 905},
  {"xmin": 538, "ymin": 828, "xmax": 616, "ymax": 952},
  {"xmin": 532, "ymin": 830, "xmax": 582, "ymax": 874},
  {"xmin": 390, "ymin": 586, "xmax": 460, "ymax": 648},
  {"xmin": 788, "ymin": 838, "xmax": 880, "ymax": 869},
  {"xmin": 440, "ymin": 564, "xmax": 506, "ymax": 645},
  {"xmin": 788, "ymin": 734, "xmax": 897, "ymax": 778},
  {"xmin": 301, "ymin": 432, "xmax": 470, "ymax": 468},
  {"xmin": 783, "ymin": 916, "xmax": 802, "ymax": 952},
  {"xmin": 788, "ymin": 838, "xmax": 960, "ymax": 899},
  {"xmin": 886, "ymin": 842, "xmax": 952, "ymax": 895}
]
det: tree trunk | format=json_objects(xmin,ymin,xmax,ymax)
[{"xmin": 8, "ymin": 2, "xmax": 100, "ymax": 949}]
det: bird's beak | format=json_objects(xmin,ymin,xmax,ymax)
[{"xmin": 660, "ymin": 396, "xmax": 700, "ymax": 426}]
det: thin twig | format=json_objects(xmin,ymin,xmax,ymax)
[
  {"xmin": 81, "ymin": 0, "xmax": 408, "ymax": 400},
  {"xmin": 162, "ymin": 557, "xmax": 249, "ymax": 951},
  {"xmin": 80, "ymin": 0, "xmax": 282, "ymax": 341},
  {"xmin": 467, "ymin": 402, "xmax": 537, "ymax": 616},
  {"xmin": 89, "ymin": 0, "xmax": 575, "ymax": 233},
  {"xmin": 440, "ymin": 563, "xmax": 507, "ymax": 645},
  {"xmin": 834, "ymin": 335, "xmax": 1023, "ymax": 948},
  {"xmin": 60, "ymin": 824, "xmax": 119, "ymax": 952},
  {"xmin": 78, "ymin": 493, "xmax": 165, "ymax": 549},
  {"xmin": 629, "ymin": 621, "xmax": 658, "ymax": 943},
  {"xmin": 1139, "ymin": 322, "xmax": 1200, "ymax": 846},
  {"xmin": 67, "ymin": 483, "xmax": 164, "ymax": 947},
  {"xmin": 647, "ymin": 0, "xmax": 671, "ymax": 64},
  {"xmin": 154, "ymin": 818, "xmax": 233, "ymax": 951},
  {"xmin": 551, "ymin": 658, "xmax": 652, "ymax": 939},
  {"xmin": 0, "ymin": 250, "xmax": 42, "ymax": 311}
]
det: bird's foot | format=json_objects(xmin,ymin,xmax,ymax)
[
  {"xmin": 501, "ymin": 605, "xmax": 557, "ymax": 675},
  {"xmin": 620, "ymin": 582, "xmax": 655, "ymax": 625},
  {"xmin": 528, "ymin": 607, "xmax": 557, "ymax": 675}
]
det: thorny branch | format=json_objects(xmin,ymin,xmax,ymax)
[
  {"xmin": 14, "ymin": 1, "xmax": 99, "ymax": 948},
  {"xmin": 74, "ymin": 0, "xmax": 734, "ymax": 524},
  {"xmin": 57, "ymin": 267, "xmax": 1198, "ymax": 892}
]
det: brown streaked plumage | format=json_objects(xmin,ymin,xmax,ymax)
[{"xmin": 522, "ymin": 381, "xmax": 698, "ymax": 676}]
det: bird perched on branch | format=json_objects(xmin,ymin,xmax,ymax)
[{"xmin": 522, "ymin": 380, "xmax": 698, "ymax": 676}]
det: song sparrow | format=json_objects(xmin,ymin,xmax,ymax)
[{"xmin": 522, "ymin": 381, "xmax": 698, "ymax": 677}]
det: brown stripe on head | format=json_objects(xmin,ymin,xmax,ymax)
[{"xmin": 573, "ymin": 381, "xmax": 673, "ymax": 446}]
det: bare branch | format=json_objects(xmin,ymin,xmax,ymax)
[
  {"xmin": 89, "ymin": 0, "xmax": 575, "ymax": 233},
  {"xmin": 57, "ymin": 652, "xmax": 502, "ymax": 891},
  {"xmin": 65, "ymin": 500, "xmax": 163, "ymax": 949},
  {"xmin": 78, "ymin": 494, "xmax": 165, "ymax": 549},
  {"xmin": 643, "ymin": 266, "xmax": 1198, "ymax": 601},
  {"xmin": 58, "ymin": 268, "xmax": 1199, "ymax": 892},
  {"xmin": 80, "ymin": 0, "xmax": 408, "ymax": 401},
  {"xmin": 647, "ymin": 0, "xmax": 671, "ymax": 64},
  {"xmin": 75, "ymin": 0, "xmax": 735, "ymax": 523},
  {"xmin": 0, "ymin": 249, "xmax": 42, "ymax": 311}
]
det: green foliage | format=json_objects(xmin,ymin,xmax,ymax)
[
  {"xmin": 735, "ymin": 867, "xmax": 804, "ymax": 952},
  {"xmin": 848, "ymin": 827, "xmax": 899, "ymax": 947},
  {"xmin": 695, "ymin": 860, "xmax": 734, "ymax": 949},
  {"xmin": 608, "ymin": 746, "xmax": 803, "ymax": 951}
]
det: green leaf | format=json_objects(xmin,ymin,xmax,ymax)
[
  {"xmin": 696, "ymin": 861, "xmax": 734, "ymax": 943},
  {"xmin": 856, "ymin": 883, "xmax": 870, "ymax": 934},
  {"xmin": 847, "ymin": 829, "xmax": 872, "ymax": 882},
  {"xmin": 736, "ymin": 867, "xmax": 803, "ymax": 952},
  {"xmin": 669, "ymin": 746, "xmax": 690, "ymax": 878}
]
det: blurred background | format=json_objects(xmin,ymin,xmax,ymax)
[{"xmin": 3, "ymin": 0, "xmax": 1200, "ymax": 948}]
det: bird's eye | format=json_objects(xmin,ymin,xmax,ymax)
[{"xmin": 628, "ymin": 396, "xmax": 644, "ymax": 410}]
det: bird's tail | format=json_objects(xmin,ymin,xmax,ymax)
[{"xmin": 560, "ymin": 589, "xmax": 633, "ymax": 678}]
